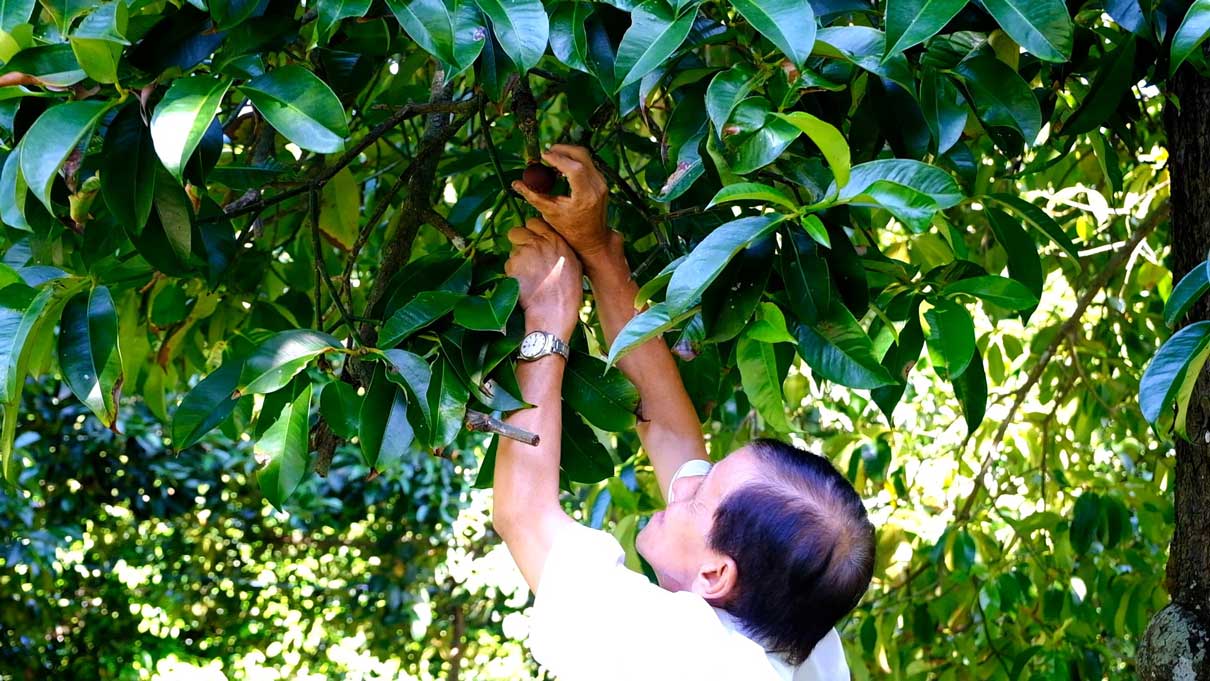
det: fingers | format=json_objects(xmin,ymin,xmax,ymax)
[
  {"xmin": 539, "ymin": 149, "xmax": 595, "ymax": 196},
  {"xmin": 524, "ymin": 217, "xmax": 557, "ymax": 239},
  {"xmin": 548, "ymin": 144, "xmax": 594, "ymax": 166},
  {"xmin": 511, "ymin": 180, "xmax": 557, "ymax": 210},
  {"xmin": 507, "ymin": 227, "xmax": 535, "ymax": 247}
]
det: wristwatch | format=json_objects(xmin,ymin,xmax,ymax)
[{"xmin": 518, "ymin": 330, "xmax": 570, "ymax": 361}]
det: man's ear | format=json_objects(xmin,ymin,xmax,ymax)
[{"xmin": 691, "ymin": 553, "xmax": 739, "ymax": 605}]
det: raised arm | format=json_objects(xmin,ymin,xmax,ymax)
[
  {"xmin": 512, "ymin": 146, "xmax": 707, "ymax": 498},
  {"xmin": 493, "ymin": 218, "xmax": 582, "ymax": 590}
]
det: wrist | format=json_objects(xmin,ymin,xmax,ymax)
[
  {"xmin": 581, "ymin": 232, "xmax": 628, "ymax": 281},
  {"xmin": 524, "ymin": 312, "xmax": 576, "ymax": 340}
]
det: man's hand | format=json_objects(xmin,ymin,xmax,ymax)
[
  {"xmin": 510, "ymin": 145, "xmax": 614, "ymax": 260},
  {"xmin": 505, "ymin": 217, "xmax": 583, "ymax": 338}
]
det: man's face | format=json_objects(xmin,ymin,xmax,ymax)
[{"xmin": 635, "ymin": 446, "xmax": 765, "ymax": 593}]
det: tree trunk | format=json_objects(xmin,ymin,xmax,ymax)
[{"xmin": 1137, "ymin": 66, "xmax": 1210, "ymax": 681}]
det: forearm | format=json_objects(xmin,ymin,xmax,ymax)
[
  {"xmin": 493, "ymin": 348, "xmax": 573, "ymax": 590},
  {"xmin": 583, "ymin": 236, "xmax": 707, "ymax": 498}
]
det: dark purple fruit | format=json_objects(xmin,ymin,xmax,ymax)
[{"xmin": 522, "ymin": 162, "xmax": 557, "ymax": 194}]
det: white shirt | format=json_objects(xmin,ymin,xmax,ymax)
[{"xmin": 526, "ymin": 461, "xmax": 850, "ymax": 681}]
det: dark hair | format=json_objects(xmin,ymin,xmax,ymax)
[{"xmin": 708, "ymin": 438, "xmax": 875, "ymax": 665}]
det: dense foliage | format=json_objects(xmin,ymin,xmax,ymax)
[{"xmin": 0, "ymin": 0, "xmax": 1202, "ymax": 675}]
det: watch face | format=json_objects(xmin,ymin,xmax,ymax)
[{"xmin": 520, "ymin": 332, "xmax": 545, "ymax": 357}]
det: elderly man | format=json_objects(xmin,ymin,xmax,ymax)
[{"xmin": 492, "ymin": 144, "xmax": 875, "ymax": 680}]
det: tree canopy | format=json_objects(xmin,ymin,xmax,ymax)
[{"xmin": 0, "ymin": 0, "xmax": 1201, "ymax": 676}]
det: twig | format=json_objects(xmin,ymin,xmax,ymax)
[
  {"xmin": 425, "ymin": 209, "xmax": 467, "ymax": 250},
  {"xmin": 479, "ymin": 102, "xmax": 525, "ymax": 223},
  {"xmin": 214, "ymin": 98, "xmax": 483, "ymax": 224},
  {"xmin": 465, "ymin": 410, "xmax": 539, "ymax": 446},
  {"xmin": 954, "ymin": 205, "xmax": 1169, "ymax": 521},
  {"xmin": 310, "ymin": 189, "xmax": 360, "ymax": 340}
]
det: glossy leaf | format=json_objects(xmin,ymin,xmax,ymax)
[
  {"xmin": 1165, "ymin": 263, "xmax": 1210, "ymax": 328},
  {"xmin": 319, "ymin": 380, "xmax": 362, "ymax": 440},
  {"xmin": 151, "ymin": 76, "xmax": 232, "ymax": 183},
  {"xmin": 101, "ymin": 104, "xmax": 157, "ymax": 232},
  {"xmin": 982, "ymin": 0, "xmax": 1073, "ymax": 62},
  {"xmin": 1172, "ymin": 0, "xmax": 1210, "ymax": 75},
  {"xmin": 58, "ymin": 286, "xmax": 123, "ymax": 427},
  {"xmin": 256, "ymin": 383, "xmax": 312, "ymax": 510},
  {"xmin": 730, "ymin": 0, "xmax": 816, "ymax": 69},
  {"xmin": 0, "ymin": 0, "xmax": 34, "ymax": 31},
  {"xmin": 380, "ymin": 291, "xmax": 463, "ymax": 347},
  {"xmin": 453, "ymin": 278, "xmax": 519, "ymax": 332},
  {"xmin": 240, "ymin": 66, "xmax": 350, "ymax": 154},
  {"xmin": 317, "ymin": 0, "xmax": 373, "ymax": 39},
  {"xmin": 705, "ymin": 63, "xmax": 758, "ymax": 133},
  {"xmin": 942, "ymin": 275, "xmax": 1039, "ymax": 310},
  {"xmin": 780, "ymin": 229, "xmax": 832, "ymax": 325},
  {"xmin": 707, "ymin": 182, "xmax": 798, "ymax": 211},
  {"xmin": 985, "ymin": 206, "xmax": 1043, "ymax": 316},
  {"xmin": 238, "ymin": 330, "xmax": 341, "ymax": 395},
  {"xmin": 560, "ymin": 405, "xmax": 615, "ymax": 483},
  {"xmin": 923, "ymin": 298, "xmax": 975, "ymax": 379},
  {"xmin": 952, "ymin": 55, "xmax": 1042, "ymax": 144},
  {"xmin": 919, "ymin": 68, "xmax": 967, "ymax": 155},
  {"xmin": 20, "ymin": 100, "xmax": 110, "ymax": 210},
  {"xmin": 0, "ymin": 44, "xmax": 86, "ymax": 87},
  {"xmin": 795, "ymin": 306, "xmax": 895, "ymax": 389},
  {"xmin": 951, "ymin": 345, "xmax": 986, "ymax": 432},
  {"xmin": 884, "ymin": 0, "xmax": 967, "ymax": 56},
  {"xmin": 379, "ymin": 348, "xmax": 434, "ymax": 442},
  {"xmin": 614, "ymin": 0, "xmax": 695, "ymax": 91},
  {"xmin": 359, "ymin": 369, "xmax": 414, "ymax": 470},
  {"xmin": 666, "ymin": 214, "xmax": 785, "ymax": 312},
  {"xmin": 987, "ymin": 193, "xmax": 1080, "ymax": 260},
  {"xmin": 737, "ymin": 329, "xmax": 792, "ymax": 432},
  {"xmin": 0, "ymin": 149, "xmax": 29, "ymax": 231},
  {"xmin": 0, "ymin": 283, "xmax": 53, "ymax": 403},
  {"xmin": 549, "ymin": 1, "xmax": 591, "ymax": 72},
  {"xmin": 564, "ymin": 352, "xmax": 639, "ymax": 432},
  {"xmin": 872, "ymin": 300, "xmax": 924, "ymax": 422},
  {"xmin": 475, "ymin": 0, "xmax": 549, "ymax": 73},
  {"xmin": 172, "ymin": 359, "xmax": 244, "ymax": 449},
  {"xmin": 606, "ymin": 302, "xmax": 700, "ymax": 367},
  {"xmin": 1064, "ymin": 38, "xmax": 1136, "ymax": 136},
  {"xmin": 318, "ymin": 168, "xmax": 360, "ymax": 250},
  {"xmin": 774, "ymin": 111, "xmax": 851, "ymax": 188},
  {"xmin": 1140, "ymin": 320, "xmax": 1210, "ymax": 440}
]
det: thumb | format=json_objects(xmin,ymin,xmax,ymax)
[{"xmin": 511, "ymin": 180, "xmax": 556, "ymax": 212}]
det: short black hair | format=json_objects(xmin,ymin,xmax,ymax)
[{"xmin": 708, "ymin": 438, "xmax": 875, "ymax": 665}]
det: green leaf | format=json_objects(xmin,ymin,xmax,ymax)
[
  {"xmin": 707, "ymin": 182, "xmax": 798, "ymax": 211},
  {"xmin": 837, "ymin": 159, "xmax": 962, "ymax": 208},
  {"xmin": 951, "ymin": 345, "xmax": 986, "ymax": 432},
  {"xmin": 69, "ymin": 1, "xmax": 129, "ymax": 84},
  {"xmin": 942, "ymin": 275, "xmax": 1039, "ymax": 310},
  {"xmin": 101, "ymin": 104, "xmax": 157, "ymax": 233},
  {"xmin": 20, "ymin": 100, "xmax": 110, "ymax": 211},
  {"xmin": 795, "ymin": 305, "xmax": 896, "ymax": 389},
  {"xmin": 564, "ymin": 352, "xmax": 639, "ymax": 431},
  {"xmin": 1, "ymin": 0, "xmax": 35, "ymax": 31},
  {"xmin": 387, "ymin": 0, "xmax": 457, "ymax": 65},
  {"xmin": 985, "ymin": 206, "xmax": 1043, "ymax": 316},
  {"xmin": 238, "ymin": 329, "xmax": 341, "ymax": 395},
  {"xmin": 256, "ymin": 383, "xmax": 312, "ymax": 510},
  {"xmin": 1140, "ymin": 320, "xmax": 1210, "ymax": 440},
  {"xmin": 172, "ymin": 359, "xmax": 244, "ymax": 449},
  {"xmin": 378, "ymin": 348, "xmax": 433, "ymax": 443},
  {"xmin": 705, "ymin": 63, "xmax": 758, "ymax": 133},
  {"xmin": 1064, "ymin": 38, "xmax": 1136, "ymax": 136},
  {"xmin": 987, "ymin": 193, "xmax": 1080, "ymax": 260},
  {"xmin": 0, "ymin": 283, "xmax": 54, "ymax": 403},
  {"xmin": 919, "ymin": 68, "xmax": 967, "ymax": 155},
  {"xmin": 1172, "ymin": 0, "xmax": 1210, "ymax": 75},
  {"xmin": 560, "ymin": 404, "xmax": 614, "ymax": 483},
  {"xmin": 737, "ymin": 331, "xmax": 792, "ymax": 432},
  {"xmin": 801, "ymin": 214, "xmax": 831, "ymax": 248},
  {"xmin": 746, "ymin": 301, "xmax": 797, "ymax": 343},
  {"xmin": 773, "ymin": 111, "xmax": 851, "ymax": 188},
  {"xmin": 815, "ymin": 26, "xmax": 915, "ymax": 94},
  {"xmin": 453, "ymin": 278, "xmax": 519, "ymax": 332},
  {"xmin": 317, "ymin": 0, "xmax": 373, "ymax": 40},
  {"xmin": 209, "ymin": 0, "xmax": 261, "ymax": 29},
  {"xmin": 606, "ymin": 301, "xmax": 699, "ymax": 367},
  {"xmin": 318, "ymin": 168, "xmax": 360, "ymax": 250},
  {"xmin": 1069, "ymin": 492, "xmax": 1100, "ymax": 554},
  {"xmin": 428, "ymin": 359, "xmax": 467, "ymax": 449},
  {"xmin": 0, "ymin": 43, "xmax": 86, "ymax": 87},
  {"xmin": 981, "ymin": 0, "xmax": 1073, "ymax": 62},
  {"xmin": 952, "ymin": 55, "xmax": 1042, "ymax": 144},
  {"xmin": 1165, "ymin": 263, "xmax": 1210, "ymax": 328},
  {"xmin": 634, "ymin": 256, "xmax": 683, "ymax": 306},
  {"xmin": 730, "ymin": 0, "xmax": 816, "ymax": 69},
  {"xmin": 724, "ymin": 104, "xmax": 802, "ymax": 174},
  {"xmin": 150, "ymin": 76, "xmax": 232, "ymax": 183},
  {"xmin": 779, "ymin": 230, "xmax": 832, "ymax": 324},
  {"xmin": 666, "ymin": 214, "xmax": 786, "ymax": 312},
  {"xmin": 0, "ymin": 149, "xmax": 30, "ymax": 231},
  {"xmin": 359, "ymin": 369, "xmax": 414, "ymax": 470},
  {"xmin": 922, "ymin": 298, "xmax": 975, "ymax": 379},
  {"xmin": 613, "ymin": 0, "xmax": 695, "ymax": 91},
  {"xmin": 58, "ymin": 286, "xmax": 124, "ymax": 427},
  {"xmin": 38, "ymin": 0, "xmax": 92, "ymax": 32},
  {"xmin": 549, "ymin": 1, "xmax": 592, "ymax": 72},
  {"xmin": 319, "ymin": 380, "xmax": 362, "ymax": 440},
  {"xmin": 380, "ymin": 290, "xmax": 463, "ymax": 347},
  {"xmin": 884, "ymin": 0, "xmax": 967, "ymax": 56},
  {"xmin": 475, "ymin": 0, "xmax": 549, "ymax": 73},
  {"xmin": 240, "ymin": 66, "xmax": 350, "ymax": 154},
  {"xmin": 871, "ymin": 300, "xmax": 924, "ymax": 422}
]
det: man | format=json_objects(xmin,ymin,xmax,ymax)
[{"xmin": 493, "ymin": 144, "xmax": 876, "ymax": 680}]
